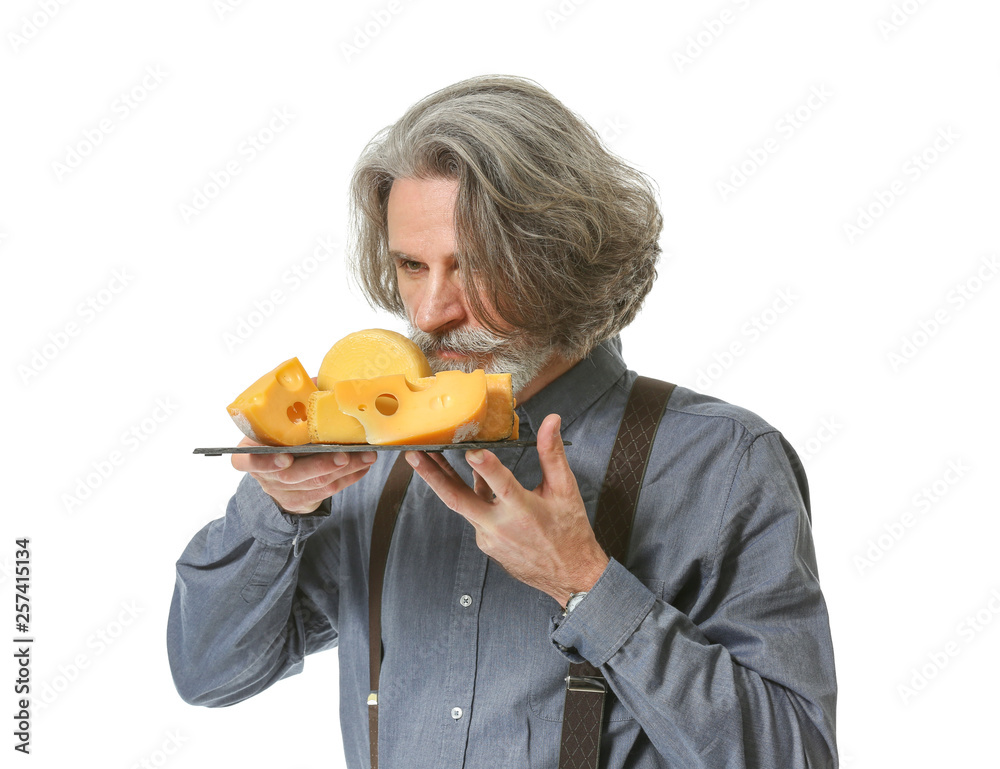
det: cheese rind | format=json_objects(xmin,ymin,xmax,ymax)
[
  {"xmin": 227, "ymin": 358, "xmax": 317, "ymax": 446},
  {"xmin": 334, "ymin": 370, "xmax": 488, "ymax": 445},
  {"xmin": 318, "ymin": 328, "xmax": 432, "ymax": 390},
  {"xmin": 480, "ymin": 373, "xmax": 516, "ymax": 441}
]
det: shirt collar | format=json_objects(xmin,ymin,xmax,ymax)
[{"xmin": 516, "ymin": 336, "xmax": 627, "ymax": 438}]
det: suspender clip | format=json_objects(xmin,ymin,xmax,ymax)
[{"xmin": 564, "ymin": 675, "xmax": 606, "ymax": 694}]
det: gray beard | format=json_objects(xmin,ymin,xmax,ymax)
[{"xmin": 406, "ymin": 323, "xmax": 554, "ymax": 397}]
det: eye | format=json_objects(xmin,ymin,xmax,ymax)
[{"xmin": 395, "ymin": 258, "xmax": 424, "ymax": 274}]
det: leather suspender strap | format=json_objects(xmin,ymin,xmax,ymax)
[
  {"xmin": 367, "ymin": 453, "xmax": 414, "ymax": 769},
  {"xmin": 558, "ymin": 376, "xmax": 675, "ymax": 769},
  {"xmin": 365, "ymin": 376, "xmax": 675, "ymax": 769}
]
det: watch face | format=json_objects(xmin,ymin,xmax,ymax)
[{"xmin": 566, "ymin": 592, "xmax": 588, "ymax": 614}]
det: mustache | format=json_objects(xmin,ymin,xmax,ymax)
[{"xmin": 407, "ymin": 325, "xmax": 508, "ymax": 356}]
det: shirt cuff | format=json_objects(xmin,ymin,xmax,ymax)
[
  {"xmin": 549, "ymin": 558, "xmax": 657, "ymax": 667},
  {"xmin": 234, "ymin": 473, "xmax": 331, "ymax": 549}
]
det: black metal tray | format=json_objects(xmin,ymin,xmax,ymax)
[{"xmin": 193, "ymin": 439, "xmax": 559, "ymax": 456}]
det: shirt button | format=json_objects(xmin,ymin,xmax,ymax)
[
  {"xmin": 451, "ymin": 707, "xmax": 463, "ymax": 720},
  {"xmin": 459, "ymin": 594, "xmax": 473, "ymax": 607}
]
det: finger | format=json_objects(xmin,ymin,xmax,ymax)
[
  {"xmin": 405, "ymin": 451, "xmax": 489, "ymax": 518},
  {"xmin": 471, "ymin": 468, "xmax": 495, "ymax": 502},
  {"xmin": 465, "ymin": 448, "xmax": 522, "ymax": 504},
  {"xmin": 274, "ymin": 465, "xmax": 373, "ymax": 513},
  {"xmin": 270, "ymin": 450, "xmax": 378, "ymax": 485},
  {"xmin": 234, "ymin": 440, "xmax": 376, "ymax": 478},
  {"xmin": 231, "ymin": 436, "xmax": 295, "ymax": 474},
  {"xmin": 535, "ymin": 414, "xmax": 578, "ymax": 498},
  {"xmin": 422, "ymin": 450, "xmax": 460, "ymax": 478}
]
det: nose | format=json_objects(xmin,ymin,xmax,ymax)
[{"xmin": 413, "ymin": 267, "xmax": 466, "ymax": 334}]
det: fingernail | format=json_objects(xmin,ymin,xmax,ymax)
[
  {"xmin": 362, "ymin": 451, "xmax": 377, "ymax": 464},
  {"xmin": 333, "ymin": 453, "xmax": 349, "ymax": 467},
  {"xmin": 405, "ymin": 451, "xmax": 419, "ymax": 468},
  {"xmin": 467, "ymin": 449, "xmax": 484, "ymax": 465},
  {"xmin": 275, "ymin": 454, "xmax": 292, "ymax": 469}
]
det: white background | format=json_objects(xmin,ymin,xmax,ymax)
[{"xmin": 2, "ymin": 0, "xmax": 998, "ymax": 766}]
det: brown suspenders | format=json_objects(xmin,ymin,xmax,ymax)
[
  {"xmin": 558, "ymin": 376, "xmax": 675, "ymax": 769},
  {"xmin": 366, "ymin": 453, "xmax": 415, "ymax": 769},
  {"xmin": 366, "ymin": 376, "xmax": 675, "ymax": 769}
]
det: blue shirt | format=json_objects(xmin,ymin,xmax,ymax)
[{"xmin": 168, "ymin": 337, "xmax": 838, "ymax": 768}]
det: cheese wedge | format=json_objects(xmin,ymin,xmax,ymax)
[
  {"xmin": 334, "ymin": 370, "xmax": 488, "ymax": 445},
  {"xmin": 227, "ymin": 358, "xmax": 317, "ymax": 446},
  {"xmin": 307, "ymin": 390, "xmax": 367, "ymax": 444},
  {"xmin": 318, "ymin": 328, "xmax": 432, "ymax": 390}
]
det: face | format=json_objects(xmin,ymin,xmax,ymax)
[{"xmin": 386, "ymin": 176, "xmax": 559, "ymax": 397}]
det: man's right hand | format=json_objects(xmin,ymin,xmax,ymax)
[{"xmin": 231, "ymin": 437, "xmax": 378, "ymax": 514}]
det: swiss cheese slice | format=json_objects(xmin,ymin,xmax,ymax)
[
  {"xmin": 227, "ymin": 358, "xmax": 317, "ymax": 446},
  {"xmin": 334, "ymin": 370, "xmax": 488, "ymax": 445}
]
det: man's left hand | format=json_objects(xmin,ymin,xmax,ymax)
[{"xmin": 405, "ymin": 413, "xmax": 609, "ymax": 607}]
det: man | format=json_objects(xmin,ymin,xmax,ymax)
[{"xmin": 168, "ymin": 75, "xmax": 838, "ymax": 768}]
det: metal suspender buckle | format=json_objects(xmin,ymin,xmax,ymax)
[
  {"xmin": 367, "ymin": 691, "xmax": 379, "ymax": 706},
  {"xmin": 565, "ymin": 675, "xmax": 607, "ymax": 694}
]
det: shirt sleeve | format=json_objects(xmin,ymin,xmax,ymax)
[
  {"xmin": 550, "ymin": 430, "xmax": 838, "ymax": 768},
  {"xmin": 167, "ymin": 473, "xmax": 339, "ymax": 707}
]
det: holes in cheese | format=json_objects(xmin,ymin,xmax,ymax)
[
  {"xmin": 334, "ymin": 370, "xmax": 489, "ymax": 445},
  {"xmin": 318, "ymin": 328, "xmax": 432, "ymax": 390},
  {"xmin": 227, "ymin": 358, "xmax": 317, "ymax": 446}
]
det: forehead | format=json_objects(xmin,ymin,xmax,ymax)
[{"xmin": 386, "ymin": 177, "xmax": 459, "ymax": 256}]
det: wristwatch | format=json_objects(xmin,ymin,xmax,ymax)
[{"xmin": 563, "ymin": 591, "xmax": 588, "ymax": 616}]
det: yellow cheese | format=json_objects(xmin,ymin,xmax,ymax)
[
  {"xmin": 334, "ymin": 369, "xmax": 488, "ymax": 445},
  {"xmin": 318, "ymin": 328, "xmax": 432, "ymax": 390},
  {"xmin": 307, "ymin": 391, "xmax": 367, "ymax": 444},
  {"xmin": 227, "ymin": 358, "xmax": 317, "ymax": 446},
  {"xmin": 477, "ymin": 373, "xmax": 516, "ymax": 441}
]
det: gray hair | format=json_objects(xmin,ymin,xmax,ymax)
[{"xmin": 348, "ymin": 74, "xmax": 663, "ymax": 359}]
